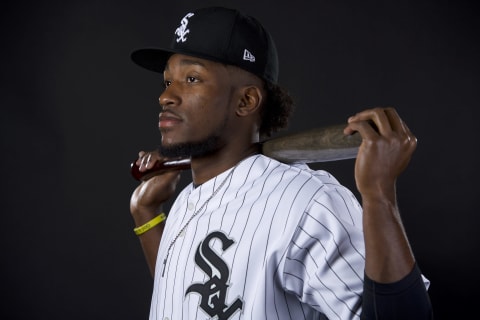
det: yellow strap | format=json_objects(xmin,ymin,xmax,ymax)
[{"xmin": 134, "ymin": 213, "xmax": 167, "ymax": 236}]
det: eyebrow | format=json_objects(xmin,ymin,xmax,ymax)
[{"xmin": 164, "ymin": 58, "xmax": 207, "ymax": 71}]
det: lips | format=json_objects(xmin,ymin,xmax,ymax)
[{"xmin": 158, "ymin": 110, "xmax": 182, "ymax": 129}]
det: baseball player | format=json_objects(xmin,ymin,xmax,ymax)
[{"xmin": 129, "ymin": 7, "xmax": 433, "ymax": 319}]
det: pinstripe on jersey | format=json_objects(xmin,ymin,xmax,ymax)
[{"xmin": 150, "ymin": 154, "xmax": 366, "ymax": 320}]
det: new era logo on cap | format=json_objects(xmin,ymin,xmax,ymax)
[{"xmin": 243, "ymin": 49, "xmax": 255, "ymax": 62}]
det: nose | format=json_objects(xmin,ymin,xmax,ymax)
[{"xmin": 159, "ymin": 84, "xmax": 180, "ymax": 109}]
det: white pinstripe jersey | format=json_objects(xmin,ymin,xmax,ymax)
[{"xmin": 150, "ymin": 155, "xmax": 366, "ymax": 320}]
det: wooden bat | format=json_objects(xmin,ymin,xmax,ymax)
[{"xmin": 130, "ymin": 124, "xmax": 362, "ymax": 181}]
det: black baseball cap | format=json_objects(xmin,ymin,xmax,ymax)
[{"xmin": 131, "ymin": 7, "xmax": 279, "ymax": 84}]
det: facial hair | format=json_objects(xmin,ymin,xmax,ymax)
[
  {"xmin": 158, "ymin": 111, "xmax": 229, "ymax": 159},
  {"xmin": 159, "ymin": 133, "xmax": 222, "ymax": 158}
]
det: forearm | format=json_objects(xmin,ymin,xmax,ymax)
[
  {"xmin": 131, "ymin": 208, "xmax": 165, "ymax": 277},
  {"xmin": 362, "ymin": 192, "xmax": 415, "ymax": 283},
  {"xmin": 360, "ymin": 194, "xmax": 433, "ymax": 318}
]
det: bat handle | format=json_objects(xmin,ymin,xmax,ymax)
[{"xmin": 130, "ymin": 158, "xmax": 191, "ymax": 181}]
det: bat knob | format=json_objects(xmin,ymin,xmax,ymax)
[{"xmin": 130, "ymin": 158, "xmax": 191, "ymax": 181}]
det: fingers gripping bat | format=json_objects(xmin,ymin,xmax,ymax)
[{"xmin": 130, "ymin": 124, "xmax": 362, "ymax": 181}]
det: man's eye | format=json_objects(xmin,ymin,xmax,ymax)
[
  {"xmin": 163, "ymin": 80, "xmax": 172, "ymax": 88},
  {"xmin": 186, "ymin": 76, "xmax": 197, "ymax": 83}
]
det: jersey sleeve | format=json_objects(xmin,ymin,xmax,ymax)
[
  {"xmin": 361, "ymin": 263, "xmax": 433, "ymax": 319},
  {"xmin": 282, "ymin": 182, "xmax": 366, "ymax": 319}
]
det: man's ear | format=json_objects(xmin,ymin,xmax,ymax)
[{"xmin": 236, "ymin": 86, "xmax": 263, "ymax": 117}]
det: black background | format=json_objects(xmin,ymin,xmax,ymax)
[{"xmin": 1, "ymin": 0, "xmax": 479, "ymax": 319}]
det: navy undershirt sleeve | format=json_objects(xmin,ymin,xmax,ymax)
[{"xmin": 361, "ymin": 263, "xmax": 433, "ymax": 319}]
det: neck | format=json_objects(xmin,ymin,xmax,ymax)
[{"xmin": 190, "ymin": 143, "xmax": 260, "ymax": 186}]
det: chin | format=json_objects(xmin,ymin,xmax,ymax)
[{"xmin": 159, "ymin": 135, "xmax": 222, "ymax": 158}]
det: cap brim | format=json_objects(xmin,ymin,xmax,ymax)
[
  {"xmin": 131, "ymin": 47, "xmax": 241, "ymax": 74},
  {"xmin": 130, "ymin": 48, "xmax": 174, "ymax": 73}
]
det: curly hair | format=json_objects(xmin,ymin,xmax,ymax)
[{"xmin": 259, "ymin": 81, "xmax": 295, "ymax": 138}]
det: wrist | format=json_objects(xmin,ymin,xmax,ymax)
[
  {"xmin": 359, "ymin": 182, "xmax": 397, "ymax": 204},
  {"xmin": 134, "ymin": 213, "xmax": 167, "ymax": 236},
  {"xmin": 131, "ymin": 205, "xmax": 164, "ymax": 226}
]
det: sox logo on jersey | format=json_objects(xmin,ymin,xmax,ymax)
[{"xmin": 186, "ymin": 231, "xmax": 244, "ymax": 319}]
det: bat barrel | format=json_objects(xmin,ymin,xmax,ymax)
[{"xmin": 261, "ymin": 124, "xmax": 362, "ymax": 163}]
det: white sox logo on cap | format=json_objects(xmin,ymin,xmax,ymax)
[{"xmin": 175, "ymin": 12, "xmax": 194, "ymax": 43}]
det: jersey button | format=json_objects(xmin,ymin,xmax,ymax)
[{"xmin": 187, "ymin": 202, "xmax": 194, "ymax": 210}]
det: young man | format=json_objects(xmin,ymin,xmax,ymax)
[{"xmin": 129, "ymin": 7, "xmax": 432, "ymax": 319}]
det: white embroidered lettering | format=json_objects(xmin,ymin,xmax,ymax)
[
  {"xmin": 243, "ymin": 49, "xmax": 256, "ymax": 62},
  {"xmin": 175, "ymin": 12, "xmax": 194, "ymax": 43}
]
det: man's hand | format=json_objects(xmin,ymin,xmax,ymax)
[
  {"xmin": 344, "ymin": 107, "xmax": 417, "ymax": 200},
  {"xmin": 130, "ymin": 150, "xmax": 182, "ymax": 215}
]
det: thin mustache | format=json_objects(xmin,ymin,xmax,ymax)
[{"xmin": 159, "ymin": 108, "xmax": 182, "ymax": 119}]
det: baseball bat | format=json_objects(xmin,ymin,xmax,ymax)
[{"xmin": 130, "ymin": 124, "xmax": 362, "ymax": 181}]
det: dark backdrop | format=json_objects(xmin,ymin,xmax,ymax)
[{"xmin": 1, "ymin": 0, "xmax": 478, "ymax": 319}]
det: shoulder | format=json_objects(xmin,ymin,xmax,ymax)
[
  {"xmin": 271, "ymin": 158, "xmax": 363, "ymax": 227},
  {"xmin": 260, "ymin": 156, "xmax": 356, "ymax": 200},
  {"xmin": 251, "ymin": 156, "xmax": 360, "ymax": 214}
]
